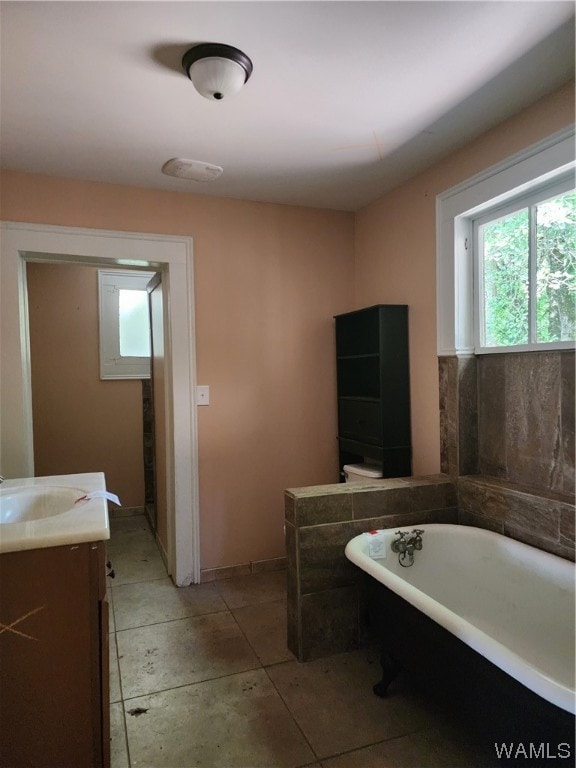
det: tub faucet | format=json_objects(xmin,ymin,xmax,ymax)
[
  {"xmin": 391, "ymin": 529, "xmax": 424, "ymax": 567},
  {"xmin": 0, "ymin": 475, "xmax": 4, "ymax": 484}
]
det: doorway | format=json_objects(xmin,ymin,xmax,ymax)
[
  {"xmin": 0, "ymin": 222, "xmax": 200, "ymax": 585},
  {"xmin": 26, "ymin": 261, "xmax": 161, "ymax": 552}
]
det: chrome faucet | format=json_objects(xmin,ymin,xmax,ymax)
[
  {"xmin": 0, "ymin": 475, "xmax": 4, "ymax": 484},
  {"xmin": 391, "ymin": 529, "xmax": 424, "ymax": 567}
]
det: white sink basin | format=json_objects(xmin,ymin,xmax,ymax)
[
  {"xmin": 0, "ymin": 485, "xmax": 85, "ymax": 524},
  {"xmin": 0, "ymin": 473, "xmax": 110, "ymax": 553}
]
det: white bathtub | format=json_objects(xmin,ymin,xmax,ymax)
[{"xmin": 345, "ymin": 523, "xmax": 575, "ymax": 715}]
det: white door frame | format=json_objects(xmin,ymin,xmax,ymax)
[{"xmin": 0, "ymin": 222, "xmax": 200, "ymax": 585}]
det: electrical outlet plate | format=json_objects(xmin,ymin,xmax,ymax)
[{"xmin": 196, "ymin": 385, "xmax": 210, "ymax": 405}]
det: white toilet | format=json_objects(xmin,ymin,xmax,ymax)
[{"xmin": 342, "ymin": 463, "xmax": 383, "ymax": 483}]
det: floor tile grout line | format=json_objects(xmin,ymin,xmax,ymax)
[
  {"xmin": 111, "ymin": 612, "xmax": 132, "ymax": 768},
  {"xmin": 225, "ymin": 598, "xmax": 268, "ymax": 670},
  {"xmin": 222, "ymin": 585, "xmax": 295, "ymax": 669},
  {"xmin": 260, "ymin": 655, "xmax": 297, "ymax": 669},
  {"xmin": 113, "ymin": 606, "xmax": 232, "ymax": 634},
  {"xmin": 213, "ymin": 569, "xmax": 288, "ymax": 607},
  {"xmin": 214, "ymin": 587, "xmax": 290, "ymax": 616},
  {"xmin": 109, "ymin": 575, "xmax": 168, "ymax": 589},
  {"xmin": 119, "ymin": 696, "xmax": 132, "ymax": 768},
  {"xmin": 262, "ymin": 665, "xmax": 321, "ymax": 764},
  {"xmin": 116, "ymin": 608, "xmax": 280, "ymax": 701},
  {"xmin": 122, "ymin": 699, "xmax": 132, "ymax": 768},
  {"xmin": 297, "ymin": 762, "xmax": 323, "ymax": 768},
  {"xmin": 111, "ymin": 625, "xmax": 124, "ymax": 701},
  {"xmin": 313, "ymin": 724, "xmax": 431, "ymax": 764},
  {"xmin": 119, "ymin": 664, "xmax": 266, "ymax": 703}
]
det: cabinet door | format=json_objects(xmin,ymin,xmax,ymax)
[
  {"xmin": 93, "ymin": 540, "xmax": 110, "ymax": 768},
  {"xmin": 0, "ymin": 543, "xmax": 106, "ymax": 767},
  {"xmin": 99, "ymin": 592, "xmax": 111, "ymax": 768}
]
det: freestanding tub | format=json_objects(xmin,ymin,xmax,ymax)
[{"xmin": 345, "ymin": 524, "xmax": 575, "ymax": 753}]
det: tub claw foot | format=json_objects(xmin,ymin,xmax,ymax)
[{"xmin": 373, "ymin": 651, "xmax": 402, "ymax": 697}]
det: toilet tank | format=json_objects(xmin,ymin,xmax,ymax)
[{"xmin": 343, "ymin": 463, "xmax": 383, "ymax": 483}]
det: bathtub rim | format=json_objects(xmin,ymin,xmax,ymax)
[{"xmin": 345, "ymin": 523, "xmax": 575, "ymax": 715}]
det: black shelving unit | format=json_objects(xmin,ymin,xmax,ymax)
[{"xmin": 335, "ymin": 305, "xmax": 412, "ymax": 480}]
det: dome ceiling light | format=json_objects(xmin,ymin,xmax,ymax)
[{"xmin": 182, "ymin": 43, "xmax": 253, "ymax": 101}]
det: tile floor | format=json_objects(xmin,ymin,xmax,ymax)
[{"xmin": 108, "ymin": 516, "xmax": 497, "ymax": 768}]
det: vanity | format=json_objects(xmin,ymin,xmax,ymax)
[{"xmin": 0, "ymin": 473, "xmax": 111, "ymax": 767}]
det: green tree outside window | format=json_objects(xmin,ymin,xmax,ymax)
[{"xmin": 480, "ymin": 190, "xmax": 575, "ymax": 347}]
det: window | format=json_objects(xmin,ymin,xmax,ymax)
[
  {"xmin": 98, "ymin": 270, "xmax": 156, "ymax": 379},
  {"xmin": 474, "ymin": 177, "xmax": 575, "ymax": 352},
  {"xmin": 436, "ymin": 126, "xmax": 575, "ymax": 356}
]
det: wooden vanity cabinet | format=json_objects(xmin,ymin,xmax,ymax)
[{"xmin": 0, "ymin": 541, "xmax": 110, "ymax": 767}]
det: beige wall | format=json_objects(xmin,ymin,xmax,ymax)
[
  {"xmin": 1, "ymin": 80, "xmax": 573, "ymax": 569},
  {"xmin": 354, "ymin": 81, "xmax": 575, "ymax": 475},
  {"xmin": 26, "ymin": 263, "xmax": 145, "ymax": 508},
  {"xmin": 1, "ymin": 183, "xmax": 355, "ymax": 568}
]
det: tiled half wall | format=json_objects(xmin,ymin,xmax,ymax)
[{"xmin": 285, "ymin": 476, "xmax": 457, "ymax": 662}]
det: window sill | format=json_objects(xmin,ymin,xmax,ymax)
[{"xmin": 475, "ymin": 341, "xmax": 574, "ymax": 354}]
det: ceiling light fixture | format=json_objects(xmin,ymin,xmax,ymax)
[
  {"xmin": 162, "ymin": 158, "xmax": 223, "ymax": 182},
  {"xmin": 182, "ymin": 43, "xmax": 253, "ymax": 101}
]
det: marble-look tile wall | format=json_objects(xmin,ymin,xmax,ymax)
[
  {"xmin": 439, "ymin": 350, "xmax": 575, "ymax": 559},
  {"xmin": 438, "ymin": 355, "xmax": 478, "ymax": 477},
  {"xmin": 142, "ymin": 379, "xmax": 155, "ymax": 513},
  {"xmin": 285, "ymin": 476, "xmax": 457, "ymax": 661},
  {"xmin": 458, "ymin": 475, "xmax": 575, "ymax": 561},
  {"xmin": 477, "ymin": 351, "xmax": 574, "ymax": 498}
]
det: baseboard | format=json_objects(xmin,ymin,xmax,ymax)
[
  {"xmin": 155, "ymin": 531, "xmax": 168, "ymax": 570},
  {"xmin": 109, "ymin": 505, "xmax": 145, "ymax": 519},
  {"xmin": 201, "ymin": 556, "xmax": 287, "ymax": 583},
  {"xmin": 144, "ymin": 503, "xmax": 156, "ymax": 531}
]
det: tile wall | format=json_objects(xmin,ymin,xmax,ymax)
[
  {"xmin": 439, "ymin": 350, "xmax": 575, "ymax": 560},
  {"xmin": 458, "ymin": 475, "xmax": 574, "ymax": 560},
  {"xmin": 285, "ymin": 476, "xmax": 457, "ymax": 662},
  {"xmin": 438, "ymin": 355, "xmax": 478, "ymax": 477},
  {"xmin": 141, "ymin": 379, "xmax": 155, "ymax": 522},
  {"xmin": 477, "ymin": 351, "xmax": 574, "ymax": 497}
]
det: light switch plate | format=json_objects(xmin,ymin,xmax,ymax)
[{"xmin": 196, "ymin": 385, "xmax": 210, "ymax": 406}]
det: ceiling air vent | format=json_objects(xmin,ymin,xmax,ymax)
[{"xmin": 161, "ymin": 158, "xmax": 223, "ymax": 182}]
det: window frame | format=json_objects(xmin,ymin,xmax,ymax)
[
  {"xmin": 98, "ymin": 269, "xmax": 156, "ymax": 379},
  {"xmin": 472, "ymin": 173, "xmax": 575, "ymax": 354},
  {"xmin": 436, "ymin": 125, "xmax": 575, "ymax": 357}
]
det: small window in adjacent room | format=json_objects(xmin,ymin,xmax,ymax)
[
  {"xmin": 98, "ymin": 270, "xmax": 156, "ymax": 379},
  {"xmin": 473, "ymin": 176, "xmax": 575, "ymax": 352}
]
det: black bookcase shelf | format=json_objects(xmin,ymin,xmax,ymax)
[{"xmin": 335, "ymin": 305, "xmax": 412, "ymax": 480}]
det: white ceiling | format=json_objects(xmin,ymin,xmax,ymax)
[{"xmin": 1, "ymin": 1, "xmax": 574, "ymax": 211}]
